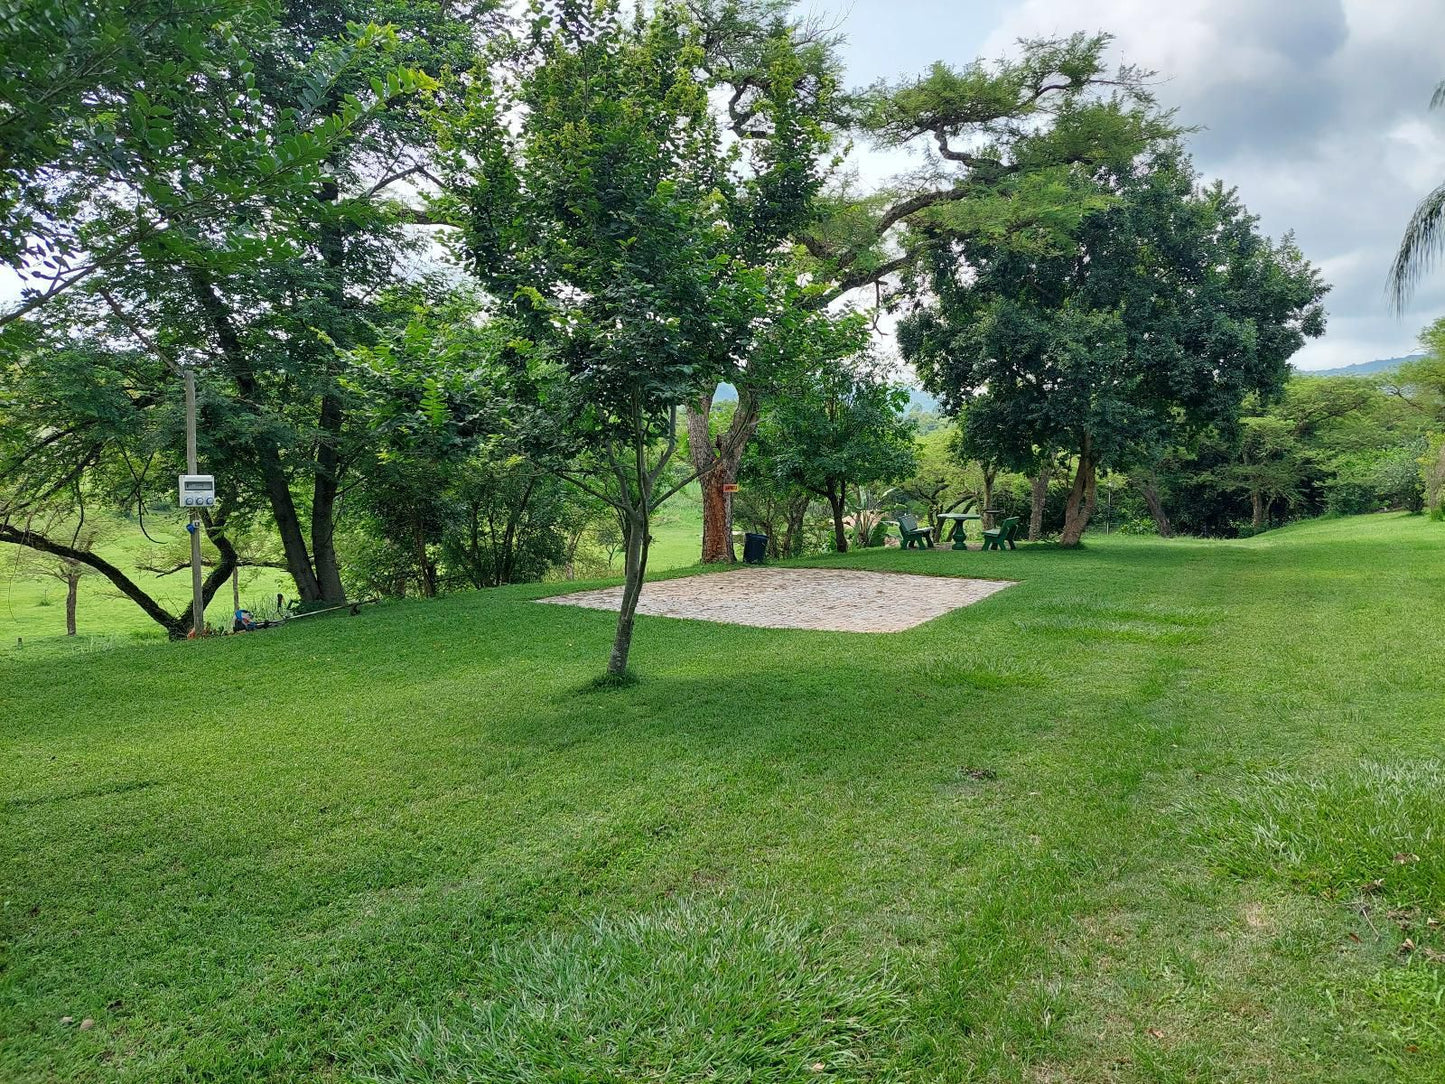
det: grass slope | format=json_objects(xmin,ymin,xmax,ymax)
[{"xmin": 3, "ymin": 514, "xmax": 1443, "ymax": 1082}]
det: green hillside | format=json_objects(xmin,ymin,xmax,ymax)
[{"xmin": 3, "ymin": 516, "xmax": 1443, "ymax": 1082}]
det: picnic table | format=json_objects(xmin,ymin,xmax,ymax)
[{"xmin": 936, "ymin": 512, "xmax": 981, "ymax": 550}]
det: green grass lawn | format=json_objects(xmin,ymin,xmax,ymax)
[{"xmin": 3, "ymin": 514, "xmax": 1443, "ymax": 1082}]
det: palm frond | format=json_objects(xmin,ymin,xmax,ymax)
[
  {"xmin": 1432, "ymin": 79, "xmax": 1445, "ymax": 110},
  {"xmin": 1387, "ymin": 180, "xmax": 1445, "ymax": 312}
]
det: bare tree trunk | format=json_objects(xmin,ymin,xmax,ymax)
[
  {"xmin": 232, "ymin": 566, "xmax": 240, "ymax": 614},
  {"xmin": 607, "ymin": 512, "xmax": 651, "ymax": 677},
  {"xmin": 1028, "ymin": 462, "xmax": 1052, "ymax": 542},
  {"xmin": 1059, "ymin": 444, "xmax": 1097, "ymax": 548},
  {"xmin": 698, "ymin": 471, "xmax": 733, "ymax": 562},
  {"xmin": 828, "ymin": 489, "xmax": 848, "ymax": 553},
  {"xmin": 1136, "ymin": 475, "xmax": 1173, "ymax": 538},
  {"xmin": 1251, "ymin": 491, "xmax": 1265, "ymax": 530},
  {"xmin": 687, "ymin": 388, "xmax": 761, "ymax": 564},
  {"xmin": 784, "ymin": 493, "xmax": 810, "ymax": 556},
  {"xmin": 311, "ymin": 390, "xmax": 347, "ymax": 602},
  {"xmin": 65, "ymin": 572, "xmax": 79, "ymax": 635}
]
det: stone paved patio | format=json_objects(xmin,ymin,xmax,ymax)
[{"xmin": 537, "ymin": 567, "xmax": 1016, "ymax": 632}]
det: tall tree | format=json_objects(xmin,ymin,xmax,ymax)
[
  {"xmin": 686, "ymin": 26, "xmax": 1175, "ymax": 563},
  {"xmin": 900, "ymin": 149, "xmax": 1328, "ymax": 546},
  {"xmin": 0, "ymin": 0, "xmax": 431, "ymax": 325},
  {"xmin": 18, "ymin": 0, "xmax": 496, "ymax": 605}
]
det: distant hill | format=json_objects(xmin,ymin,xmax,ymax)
[{"xmin": 1301, "ymin": 354, "xmax": 1425, "ymax": 378}]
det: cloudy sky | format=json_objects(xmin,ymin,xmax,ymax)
[{"xmin": 822, "ymin": 0, "xmax": 1445, "ymax": 370}]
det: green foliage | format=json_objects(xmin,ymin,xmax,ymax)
[
  {"xmin": 0, "ymin": 0, "xmax": 440, "ymax": 320},
  {"xmin": 901, "ymin": 147, "xmax": 1328, "ymax": 543},
  {"xmin": 753, "ymin": 357, "xmax": 917, "ymax": 551}
]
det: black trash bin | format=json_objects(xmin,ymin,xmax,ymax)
[{"xmin": 742, "ymin": 532, "xmax": 768, "ymax": 565}]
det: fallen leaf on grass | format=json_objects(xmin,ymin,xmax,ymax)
[
  {"xmin": 79, "ymin": 1018, "xmax": 94, "ymax": 1030},
  {"xmin": 1399, "ymin": 939, "xmax": 1416, "ymax": 955},
  {"xmin": 1362, "ymin": 879, "xmax": 1386, "ymax": 894},
  {"xmin": 59, "ymin": 1016, "xmax": 73, "ymax": 1026},
  {"xmin": 1394, "ymin": 853, "xmax": 1420, "ymax": 865},
  {"xmin": 1146, "ymin": 1028, "xmax": 1165, "ymax": 1041},
  {"xmin": 1347, "ymin": 932, "xmax": 1362, "ymax": 943},
  {"xmin": 811, "ymin": 1063, "xmax": 825, "ymax": 1072},
  {"xmin": 1423, "ymin": 948, "xmax": 1445, "ymax": 964}
]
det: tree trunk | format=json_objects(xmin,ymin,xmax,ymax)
[
  {"xmin": 187, "ymin": 266, "xmax": 324, "ymax": 602},
  {"xmin": 310, "ymin": 388, "xmax": 347, "ymax": 602},
  {"xmin": 1059, "ymin": 446, "xmax": 1097, "ymax": 548},
  {"xmin": 1136, "ymin": 476, "xmax": 1173, "ymax": 538},
  {"xmin": 687, "ymin": 388, "xmax": 761, "ymax": 564},
  {"xmin": 607, "ymin": 511, "xmax": 651, "ymax": 677},
  {"xmin": 828, "ymin": 489, "xmax": 849, "ymax": 553},
  {"xmin": 415, "ymin": 521, "xmax": 437, "ymax": 597},
  {"xmin": 784, "ymin": 493, "xmax": 810, "ymax": 556},
  {"xmin": 698, "ymin": 471, "xmax": 734, "ymax": 563},
  {"xmin": 1251, "ymin": 491, "xmax": 1265, "ymax": 530},
  {"xmin": 1028, "ymin": 463, "xmax": 1052, "ymax": 542},
  {"xmin": 65, "ymin": 572, "xmax": 79, "ymax": 635}
]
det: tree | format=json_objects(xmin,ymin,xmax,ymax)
[
  {"xmin": 687, "ymin": 26, "xmax": 1176, "ymax": 563},
  {"xmin": 755, "ymin": 358, "xmax": 918, "ymax": 553},
  {"xmin": 9, "ymin": 515, "xmax": 112, "ymax": 636},
  {"xmin": 1388, "ymin": 79, "xmax": 1445, "ymax": 310},
  {"xmin": 896, "ymin": 423, "xmax": 976, "ymax": 539},
  {"xmin": 0, "ymin": 0, "xmax": 435, "ymax": 325},
  {"xmin": 455, "ymin": 2, "xmax": 812, "ymax": 677},
  {"xmin": 6, "ymin": 0, "xmax": 498, "ymax": 608},
  {"xmin": 901, "ymin": 148, "xmax": 1328, "ymax": 546}
]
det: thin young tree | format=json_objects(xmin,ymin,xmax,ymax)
[{"xmin": 456, "ymin": 2, "xmax": 833, "ymax": 676}]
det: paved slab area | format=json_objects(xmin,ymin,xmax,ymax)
[{"xmin": 537, "ymin": 567, "xmax": 1016, "ymax": 632}]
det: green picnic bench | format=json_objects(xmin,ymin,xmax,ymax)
[
  {"xmin": 981, "ymin": 516, "xmax": 1020, "ymax": 551},
  {"xmin": 894, "ymin": 513, "xmax": 935, "ymax": 549}
]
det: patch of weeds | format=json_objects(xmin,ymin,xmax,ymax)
[
  {"xmin": 906, "ymin": 651, "xmax": 1042, "ymax": 690},
  {"xmin": 1188, "ymin": 761, "xmax": 1445, "ymax": 908},
  {"xmin": 373, "ymin": 900, "xmax": 906, "ymax": 1083}
]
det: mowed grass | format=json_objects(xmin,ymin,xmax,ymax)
[{"xmin": 2, "ymin": 513, "xmax": 1443, "ymax": 1082}]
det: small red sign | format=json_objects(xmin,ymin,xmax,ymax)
[{"xmin": 722, "ymin": 483, "xmax": 740, "ymax": 493}]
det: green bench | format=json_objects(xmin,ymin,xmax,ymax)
[
  {"xmin": 981, "ymin": 516, "xmax": 1020, "ymax": 551},
  {"xmin": 894, "ymin": 513, "xmax": 935, "ymax": 549}
]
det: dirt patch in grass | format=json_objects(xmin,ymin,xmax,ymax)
[{"xmin": 538, "ymin": 567, "xmax": 1015, "ymax": 632}]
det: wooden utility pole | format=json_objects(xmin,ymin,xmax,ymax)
[{"xmin": 184, "ymin": 368, "xmax": 205, "ymax": 637}]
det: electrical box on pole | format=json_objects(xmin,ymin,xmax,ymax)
[{"xmin": 178, "ymin": 474, "xmax": 217, "ymax": 508}]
